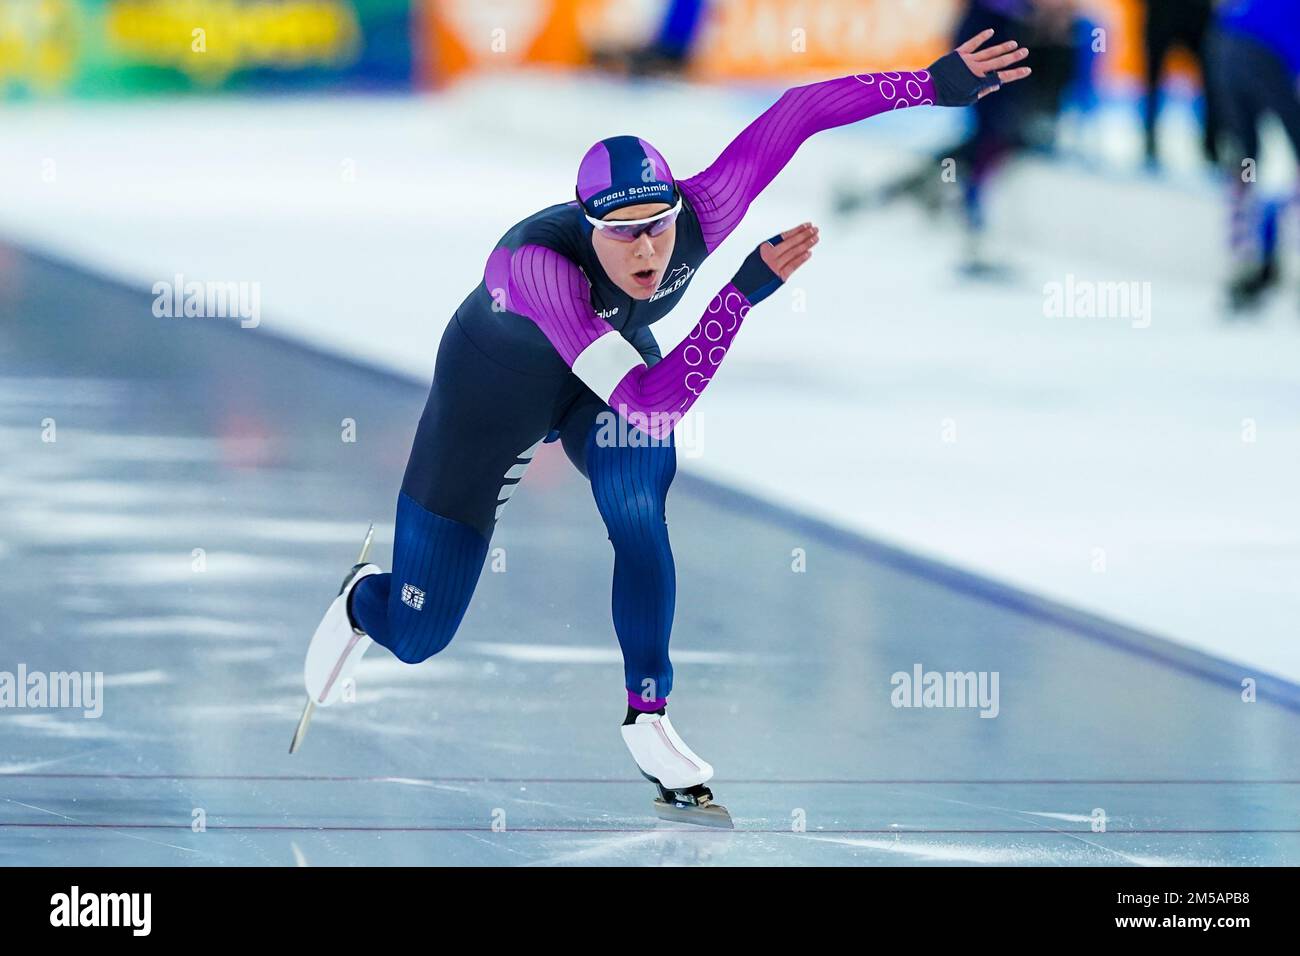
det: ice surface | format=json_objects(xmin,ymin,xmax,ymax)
[{"xmin": 0, "ymin": 72, "xmax": 1297, "ymax": 689}]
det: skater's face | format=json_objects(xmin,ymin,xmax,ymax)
[{"xmin": 590, "ymin": 202, "xmax": 677, "ymax": 300}]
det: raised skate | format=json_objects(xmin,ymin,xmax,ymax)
[{"xmin": 289, "ymin": 524, "xmax": 380, "ymax": 754}]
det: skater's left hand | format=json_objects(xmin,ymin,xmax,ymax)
[
  {"xmin": 929, "ymin": 29, "xmax": 1032, "ymax": 106},
  {"xmin": 731, "ymin": 222, "xmax": 819, "ymax": 306}
]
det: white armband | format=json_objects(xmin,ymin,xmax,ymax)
[{"xmin": 571, "ymin": 329, "xmax": 645, "ymax": 402}]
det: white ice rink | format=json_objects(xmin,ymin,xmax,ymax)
[{"xmin": 2, "ymin": 70, "xmax": 1298, "ymax": 684}]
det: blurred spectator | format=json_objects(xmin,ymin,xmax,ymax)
[
  {"xmin": 1141, "ymin": 0, "xmax": 1219, "ymax": 168},
  {"xmin": 1210, "ymin": 0, "xmax": 1300, "ymax": 311},
  {"xmin": 834, "ymin": 0, "xmax": 1094, "ymax": 274},
  {"xmin": 630, "ymin": 0, "xmax": 705, "ymax": 76},
  {"xmin": 590, "ymin": 0, "xmax": 705, "ymax": 78}
]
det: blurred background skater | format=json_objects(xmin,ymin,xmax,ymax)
[
  {"xmin": 1141, "ymin": 0, "xmax": 1219, "ymax": 169},
  {"xmin": 1209, "ymin": 0, "xmax": 1300, "ymax": 313},
  {"xmin": 833, "ymin": 0, "xmax": 1089, "ymax": 276}
]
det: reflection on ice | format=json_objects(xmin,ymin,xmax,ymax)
[
  {"xmin": 84, "ymin": 617, "xmax": 266, "ymax": 639},
  {"xmin": 467, "ymin": 641, "xmax": 781, "ymax": 666}
]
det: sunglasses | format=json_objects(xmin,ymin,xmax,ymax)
[{"xmin": 583, "ymin": 197, "xmax": 682, "ymax": 242}]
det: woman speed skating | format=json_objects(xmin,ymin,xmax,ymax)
[{"xmin": 294, "ymin": 30, "xmax": 1032, "ymax": 827}]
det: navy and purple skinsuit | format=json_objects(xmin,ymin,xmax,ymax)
[{"xmin": 348, "ymin": 63, "xmax": 972, "ymax": 710}]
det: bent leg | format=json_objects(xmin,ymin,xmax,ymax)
[
  {"xmin": 350, "ymin": 492, "xmax": 489, "ymax": 664},
  {"xmin": 351, "ymin": 315, "xmax": 561, "ymax": 663}
]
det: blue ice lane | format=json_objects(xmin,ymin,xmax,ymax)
[{"xmin": 1, "ymin": 244, "xmax": 1299, "ymax": 866}]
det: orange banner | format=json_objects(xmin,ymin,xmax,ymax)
[
  {"xmin": 687, "ymin": 0, "xmax": 962, "ymax": 81},
  {"xmin": 421, "ymin": 0, "xmax": 1203, "ymax": 91},
  {"xmin": 424, "ymin": 0, "xmax": 585, "ymax": 85}
]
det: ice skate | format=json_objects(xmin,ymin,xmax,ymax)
[
  {"xmin": 1226, "ymin": 259, "xmax": 1278, "ymax": 314},
  {"xmin": 958, "ymin": 226, "xmax": 1015, "ymax": 281},
  {"xmin": 289, "ymin": 524, "xmax": 381, "ymax": 753},
  {"xmin": 621, "ymin": 711, "xmax": 733, "ymax": 829}
]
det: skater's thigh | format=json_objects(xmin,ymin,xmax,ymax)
[
  {"xmin": 556, "ymin": 388, "xmax": 608, "ymax": 481},
  {"xmin": 401, "ymin": 317, "xmax": 566, "ymax": 541},
  {"xmin": 557, "ymin": 389, "xmax": 677, "ymax": 500}
]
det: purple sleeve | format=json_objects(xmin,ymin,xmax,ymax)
[
  {"xmin": 503, "ymin": 243, "xmax": 609, "ymax": 366},
  {"xmin": 678, "ymin": 70, "xmax": 936, "ymax": 253},
  {"xmin": 607, "ymin": 285, "xmax": 750, "ymax": 440},
  {"xmin": 507, "ymin": 243, "xmax": 752, "ymax": 440}
]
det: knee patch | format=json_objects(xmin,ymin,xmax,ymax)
[{"xmin": 355, "ymin": 492, "xmax": 490, "ymax": 664}]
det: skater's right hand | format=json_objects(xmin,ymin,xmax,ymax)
[{"xmin": 731, "ymin": 222, "xmax": 819, "ymax": 306}]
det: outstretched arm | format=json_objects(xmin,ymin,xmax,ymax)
[
  {"xmin": 507, "ymin": 225, "xmax": 819, "ymax": 440},
  {"xmin": 678, "ymin": 70, "xmax": 935, "ymax": 253},
  {"xmin": 680, "ymin": 30, "xmax": 1031, "ymax": 253}
]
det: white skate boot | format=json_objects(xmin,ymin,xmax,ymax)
[
  {"xmin": 289, "ymin": 525, "xmax": 380, "ymax": 753},
  {"xmin": 622, "ymin": 711, "xmax": 733, "ymax": 828}
]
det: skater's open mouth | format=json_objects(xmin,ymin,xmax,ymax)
[{"xmin": 631, "ymin": 269, "xmax": 658, "ymax": 289}]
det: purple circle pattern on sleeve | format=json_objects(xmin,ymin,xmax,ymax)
[
  {"xmin": 504, "ymin": 66, "xmax": 943, "ymax": 442},
  {"xmin": 677, "ymin": 69, "xmax": 940, "ymax": 254},
  {"xmin": 608, "ymin": 283, "xmax": 752, "ymax": 439},
  {"xmin": 681, "ymin": 290, "xmax": 747, "ymax": 402},
  {"xmin": 851, "ymin": 70, "xmax": 934, "ymax": 108}
]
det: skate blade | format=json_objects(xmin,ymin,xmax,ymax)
[
  {"xmin": 355, "ymin": 523, "xmax": 374, "ymax": 565},
  {"xmin": 288, "ymin": 697, "xmax": 315, "ymax": 754},
  {"xmin": 652, "ymin": 798, "xmax": 734, "ymax": 829},
  {"xmin": 294, "ymin": 522, "xmax": 371, "ymax": 755}
]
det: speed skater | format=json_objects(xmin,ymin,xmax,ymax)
[{"xmin": 293, "ymin": 30, "xmax": 1032, "ymax": 827}]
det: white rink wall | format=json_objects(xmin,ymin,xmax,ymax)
[{"xmin": 2, "ymin": 72, "xmax": 1299, "ymax": 683}]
